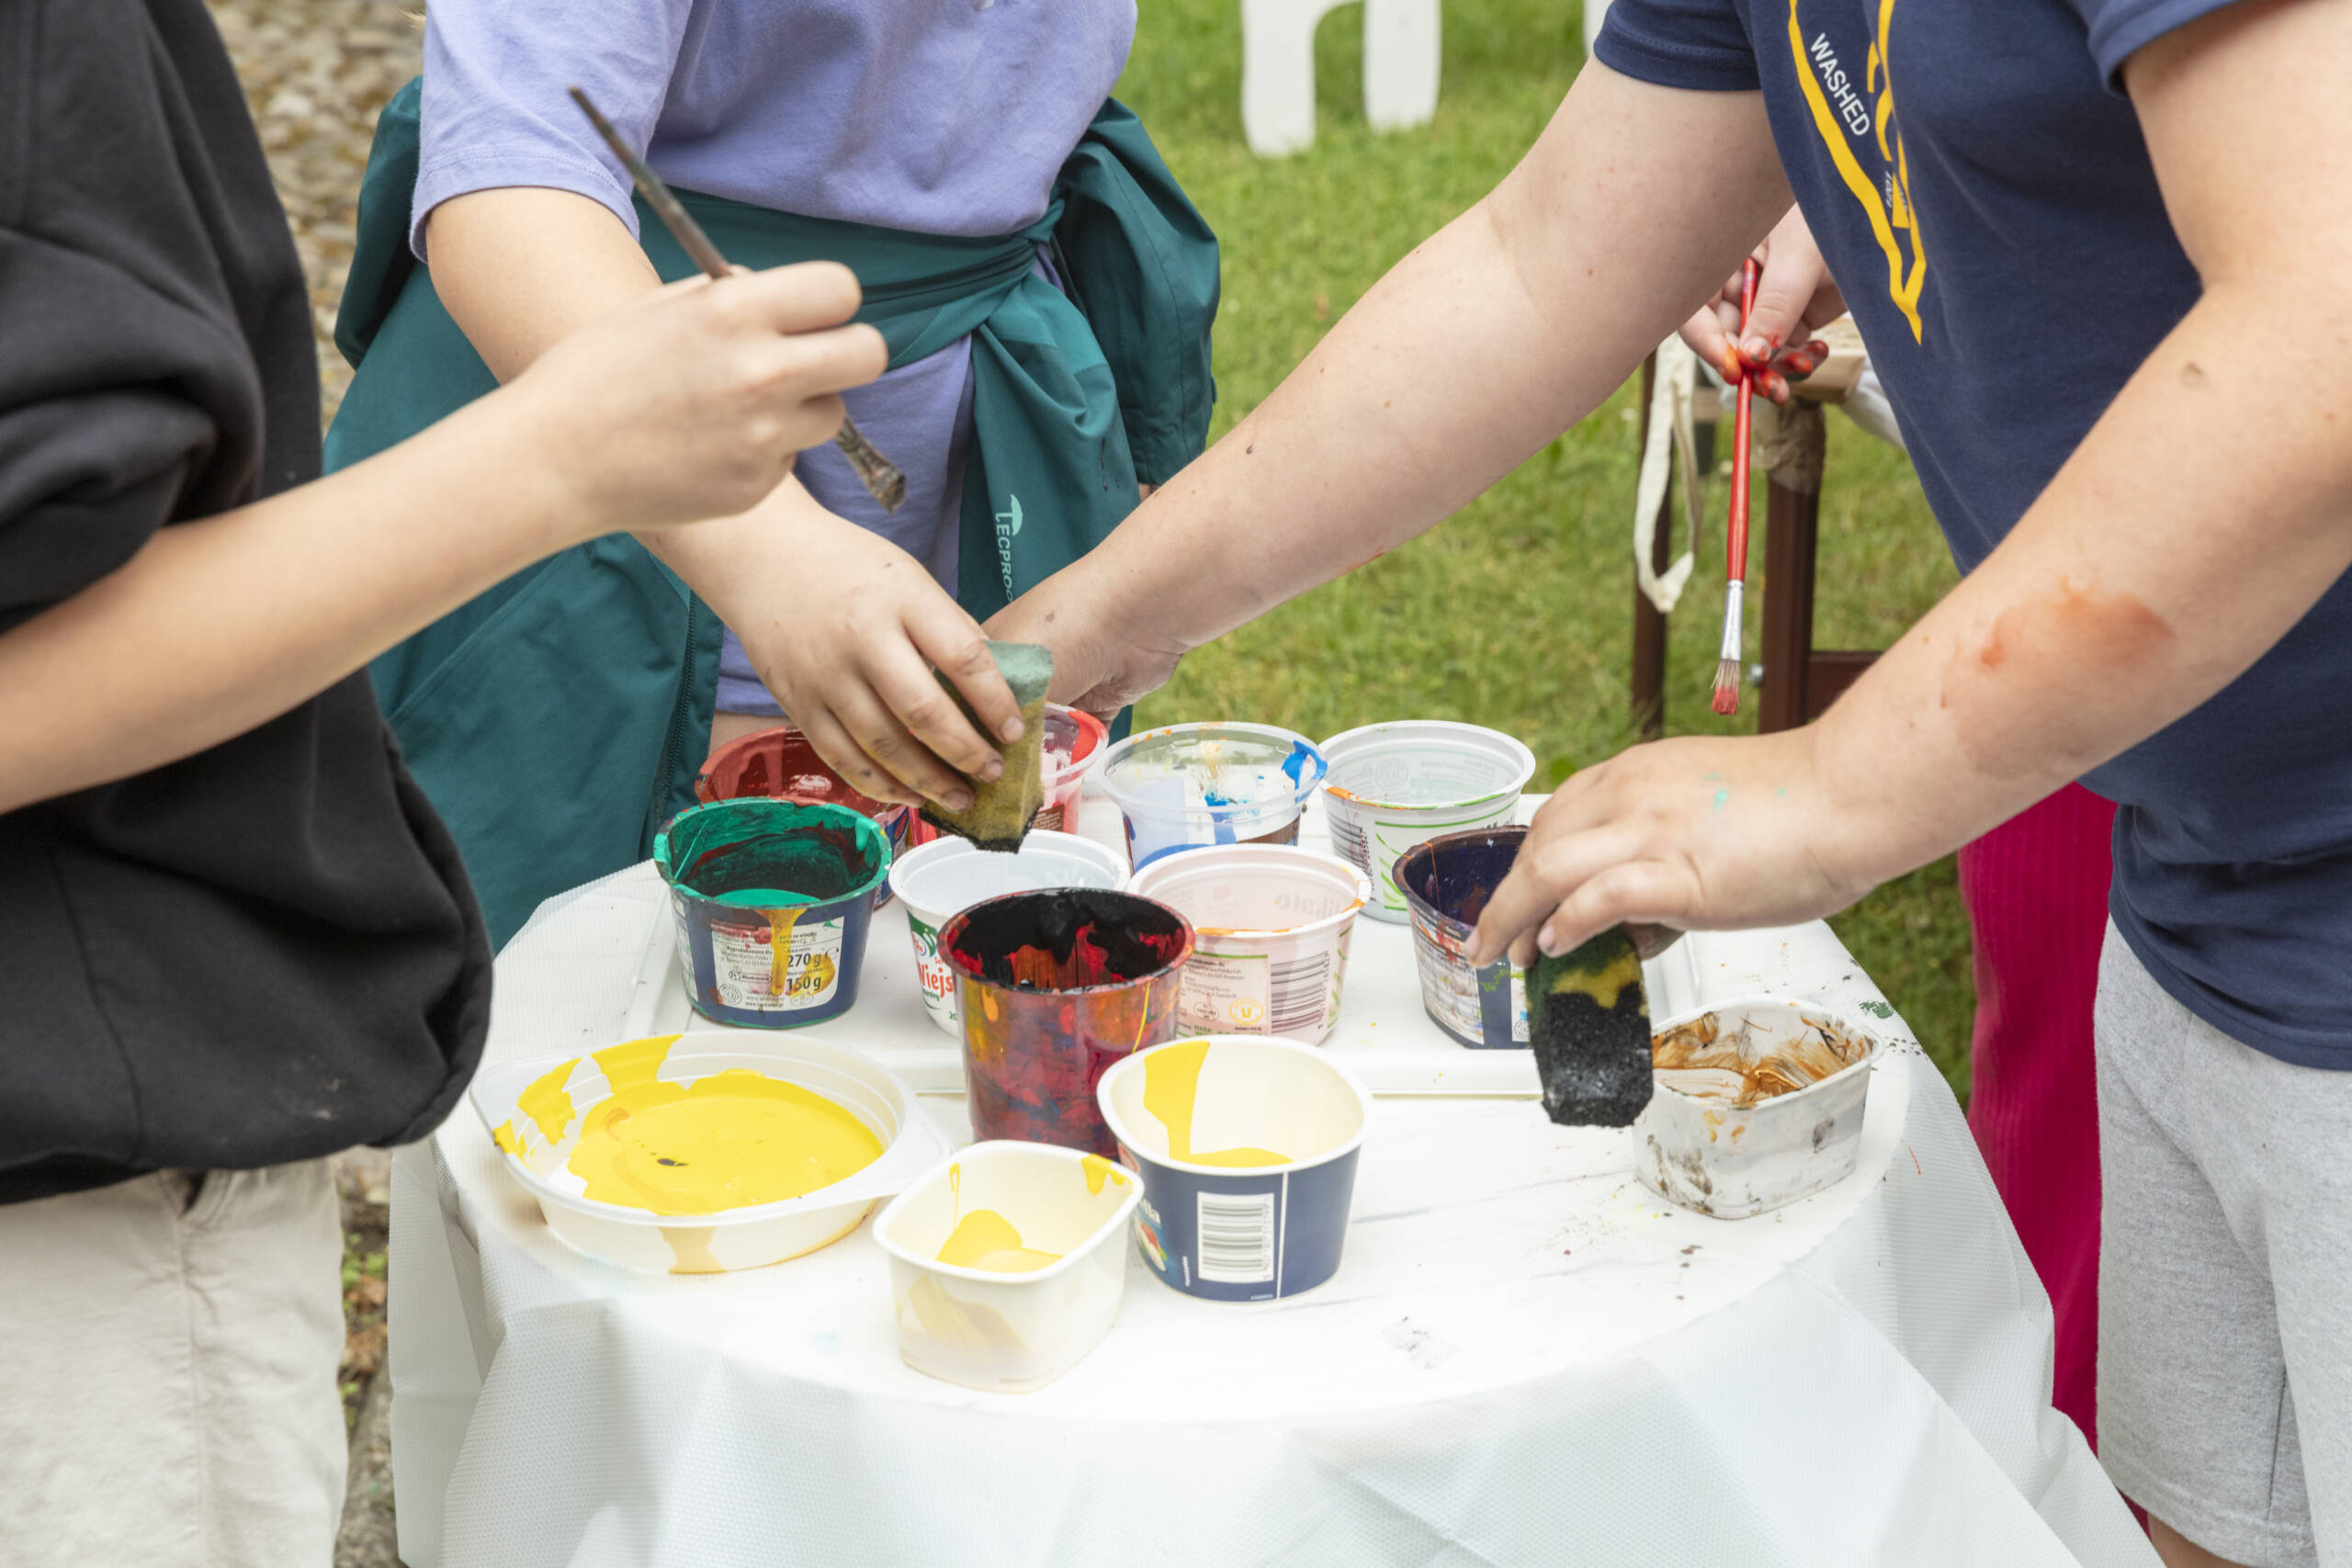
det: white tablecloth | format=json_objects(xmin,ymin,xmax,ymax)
[{"xmin": 388, "ymin": 796, "xmax": 2155, "ymax": 1567}]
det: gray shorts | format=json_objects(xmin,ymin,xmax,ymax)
[{"xmin": 2096, "ymin": 925, "xmax": 2352, "ymax": 1567}]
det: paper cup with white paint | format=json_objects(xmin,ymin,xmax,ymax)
[
  {"xmin": 1317, "ymin": 721, "xmax": 1536, "ymax": 923},
  {"xmin": 470, "ymin": 1031, "xmax": 945, "ymax": 1274},
  {"xmin": 1125, "ymin": 845, "xmax": 1371, "ymax": 1043},
  {"xmin": 888, "ymin": 831, "xmax": 1129, "ymax": 1038},
  {"xmin": 875, "ymin": 1141, "xmax": 1142, "ymax": 1393},
  {"xmin": 1099, "ymin": 723, "xmax": 1328, "ymax": 869},
  {"xmin": 1391, "ymin": 826, "xmax": 1530, "ymax": 1049},
  {"xmin": 1035, "ymin": 705, "xmax": 1110, "ymax": 836},
  {"xmin": 1097, "ymin": 1036, "xmax": 1372, "ymax": 1303},
  {"xmin": 1635, "ymin": 997, "xmax": 1885, "ymax": 1220}
]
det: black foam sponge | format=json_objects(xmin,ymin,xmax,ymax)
[{"xmin": 1527, "ymin": 927, "xmax": 1654, "ymax": 1127}]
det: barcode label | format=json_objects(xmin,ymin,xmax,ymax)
[
  {"xmin": 1327, "ymin": 814, "xmax": 1370, "ymax": 872},
  {"xmin": 1195, "ymin": 1190, "xmax": 1276, "ymax": 1282},
  {"xmin": 1269, "ymin": 952, "xmax": 1333, "ymax": 1038}
]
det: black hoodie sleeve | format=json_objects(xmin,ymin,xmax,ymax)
[{"xmin": 0, "ymin": 0, "xmax": 492, "ymax": 1203}]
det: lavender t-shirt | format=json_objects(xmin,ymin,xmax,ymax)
[{"xmin": 413, "ymin": 0, "xmax": 1135, "ymax": 714}]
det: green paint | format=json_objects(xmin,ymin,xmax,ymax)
[
  {"xmin": 1712, "ymin": 787, "xmax": 1730, "ymax": 812},
  {"xmin": 1858, "ymin": 999, "xmax": 1895, "ymax": 1019}
]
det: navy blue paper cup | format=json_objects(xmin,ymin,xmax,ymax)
[{"xmin": 1096, "ymin": 1036, "xmax": 1372, "ymax": 1303}]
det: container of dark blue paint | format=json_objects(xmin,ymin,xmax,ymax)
[
  {"xmin": 655, "ymin": 798, "xmax": 891, "ymax": 1029},
  {"xmin": 1096, "ymin": 1036, "xmax": 1372, "ymax": 1303},
  {"xmin": 1392, "ymin": 826, "xmax": 1531, "ymax": 1049}
]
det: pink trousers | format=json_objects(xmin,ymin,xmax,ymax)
[{"xmin": 1958, "ymin": 781, "xmax": 2117, "ymax": 1451}]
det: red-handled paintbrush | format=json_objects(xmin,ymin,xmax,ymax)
[{"xmin": 1711, "ymin": 257, "xmax": 1761, "ymax": 717}]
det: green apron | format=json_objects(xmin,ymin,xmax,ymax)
[{"xmin": 327, "ymin": 80, "xmax": 1218, "ymax": 947}]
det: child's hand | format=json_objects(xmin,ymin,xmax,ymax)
[
  {"xmin": 511, "ymin": 261, "xmax": 888, "ymax": 539},
  {"xmin": 673, "ymin": 487, "xmax": 1023, "ymax": 811}
]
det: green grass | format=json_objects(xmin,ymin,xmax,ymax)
[{"xmin": 1114, "ymin": 0, "xmax": 1975, "ymax": 1100}]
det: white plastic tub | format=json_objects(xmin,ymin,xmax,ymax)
[
  {"xmin": 1317, "ymin": 721, "xmax": 1536, "ymax": 923},
  {"xmin": 874, "ymin": 1141, "xmax": 1143, "ymax": 1393},
  {"xmin": 1099, "ymin": 723, "xmax": 1328, "ymax": 869},
  {"xmin": 1126, "ymin": 844, "xmax": 1370, "ymax": 1043},
  {"xmin": 470, "ymin": 1031, "xmax": 944, "ymax": 1273},
  {"xmin": 888, "ymin": 831, "xmax": 1129, "ymax": 1038},
  {"xmin": 1634, "ymin": 997, "xmax": 1885, "ymax": 1220}
]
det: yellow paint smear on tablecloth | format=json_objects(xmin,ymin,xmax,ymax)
[{"xmin": 1141, "ymin": 1040, "xmax": 1290, "ymax": 1168}]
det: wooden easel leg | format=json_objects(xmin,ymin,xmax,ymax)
[
  {"xmin": 1631, "ymin": 353, "xmax": 1672, "ymax": 740},
  {"xmin": 1758, "ymin": 401, "xmax": 1826, "ymax": 736}
]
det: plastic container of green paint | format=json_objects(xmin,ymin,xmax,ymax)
[{"xmin": 655, "ymin": 798, "xmax": 892, "ymax": 1029}]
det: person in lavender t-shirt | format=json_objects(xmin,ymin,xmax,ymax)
[{"xmin": 413, "ymin": 0, "xmax": 1141, "ymax": 803}]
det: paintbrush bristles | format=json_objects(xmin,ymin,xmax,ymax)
[{"xmin": 1712, "ymin": 580, "xmax": 1744, "ymax": 716}]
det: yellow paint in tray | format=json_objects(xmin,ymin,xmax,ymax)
[
  {"xmin": 505, "ymin": 1033, "xmax": 882, "ymax": 1216},
  {"xmin": 1141, "ymin": 1040, "xmax": 1290, "ymax": 1168}
]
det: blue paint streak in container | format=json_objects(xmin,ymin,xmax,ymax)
[{"xmin": 656, "ymin": 799, "xmax": 892, "ymax": 1029}]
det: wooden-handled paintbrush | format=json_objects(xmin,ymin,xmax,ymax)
[
  {"xmin": 568, "ymin": 85, "xmax": 908, "ymax": 513},
  {"xmin": 1712, "ymin": 256, "xmax": 1759, "ymax": 716}
]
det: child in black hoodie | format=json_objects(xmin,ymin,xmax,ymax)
[{"xmin": 0, "ymin": 2, "xmax": 943, "ymax": 1560}]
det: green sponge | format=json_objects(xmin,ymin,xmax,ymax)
[
  {"xmin": 920, "ymin": 641, "xmax": 1052, "ymax": 852},
  {"xmin": 1527, "ymin": 927, "xmax": 1655, "ymax": 1127}
]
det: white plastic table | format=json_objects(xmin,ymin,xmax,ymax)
[{"xmin": 387, "ymin": 795, "xmax": 2155, "ymax": 1568}]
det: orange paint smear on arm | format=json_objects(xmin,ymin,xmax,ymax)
[{"xmin": 1938, "ymin": 575, "xmax": 2175, "ymax": 776}]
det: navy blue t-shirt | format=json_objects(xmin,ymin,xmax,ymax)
[{"xmin": 1598, "ymin": 0, "xmax": 2352, "ymax": 1068}]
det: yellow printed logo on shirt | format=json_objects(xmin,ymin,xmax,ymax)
[{"xmin": 1787, "ymin": 0, "xmax": 1926, "ymax": 340}]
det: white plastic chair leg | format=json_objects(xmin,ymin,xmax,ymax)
[
  {"xmin": 1241, "ymin": 0, "xmax": 1442, "ymax": 157},
  {"xmin": 1363, "ymin": 0, "xmax": 1440, "ymax": 133}
]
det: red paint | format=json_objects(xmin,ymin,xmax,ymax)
[{"xmin": 941, "ymin": 891, "xmax": 1194, "ymax": 1156}]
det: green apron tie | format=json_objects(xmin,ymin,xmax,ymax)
[{"xmin": 327, "ymin": 79, "xmax": 1217, "ymax": 947}]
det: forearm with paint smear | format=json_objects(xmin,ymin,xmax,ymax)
[{"xmin": 1799, "ymin": 0, "xmax": 2352, "ymax": 891}]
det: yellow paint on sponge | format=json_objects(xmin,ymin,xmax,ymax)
[
  {"xmin": 564, "ymin": 1065, "xmax": 881, "ymax": 1216},
  {"xmin": 936, "ymin": 1209, "xmax": 1062, "ymax": 1273},
  {"xmin": 1140, "ymin": 1040, "xmax": 1291, "ymax": 1168}
]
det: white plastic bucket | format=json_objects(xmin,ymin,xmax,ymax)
[
  {"xmin": 888, "ymin": 831, "xmax": 1129, "ymax": 1038},
  {"xmin": 1099, "ymin": 723, "xmax": 1328, "ymax": 869},
  {"xmin": 1634, "ymin": 997, "xmax": 1886, "ymax": 1219},
  {"xmin": 874, "ymin": 1141, "xmax": 1142, "ymax": 1393},
  {"xmin": 469, "ymin": 1031, "xmax": 945, "ymax": 1273},
  {"xmin": 1317, "ymin": 721, "xmax": 1536, "ymax": 923},
  {"xmin": 1126, "ymin": 845, "xmax": 1370, "ymax": 1043}
]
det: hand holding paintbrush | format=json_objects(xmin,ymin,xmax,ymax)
[{"xmin": 568, "ymin": 86, "xmax": 908, "ymax": 513}]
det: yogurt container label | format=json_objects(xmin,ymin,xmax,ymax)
[
  {"xmin": 1408, "ymin": 913, "xmax": 1528, "ymax": 1044},
  {"xmin": 1177, "ymin": 947, "xmax": 1342, "ymax": 1040},
  {"xmin": 705, "ymin": 916, "xmax": 846, "ymax": 1012},
  {"xmin": 908, "ymin": 913, "xmax": 958, "ymax": 1027}
]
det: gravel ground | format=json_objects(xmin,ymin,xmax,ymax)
[{"xmin": 207, "ymin": 0, "xmax": 423, "ymax": 428}]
